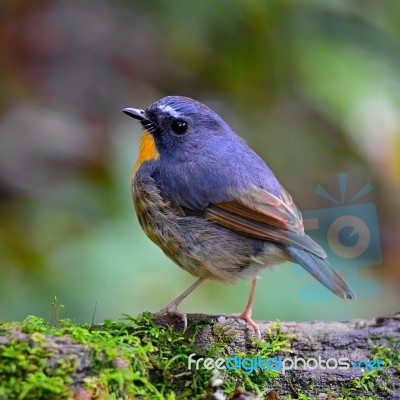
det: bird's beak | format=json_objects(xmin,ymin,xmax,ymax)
[
  {"xmin": 122, "ymin": 108, "xmax": 146, "ymax": 121},
  {"xmin": 123, "ymin": 107, "xmax": 160, "ymax": 135}
]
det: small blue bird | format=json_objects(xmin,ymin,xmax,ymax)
[{"xmin": 123, "ymin": 96, "xmax": 355, "ymax": 338}]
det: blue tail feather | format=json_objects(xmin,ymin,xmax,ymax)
[{"xmin": 288, "ymin": 245, "xmax": 355, "ymax": 300}]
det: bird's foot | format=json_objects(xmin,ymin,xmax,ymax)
[
  {"xmin": 231, "ymin": 311, "xmax": 261, "ymax": 339},
  {"xmin": 154, "ymin": 305, "xmax": 188, "ymax": 333}
]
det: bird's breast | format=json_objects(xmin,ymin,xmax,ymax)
[
  {"xmin": 132, "ymin": 170, "xmax": 282, "ymax": 283},
  {"xmin": 133, "ymin": 131, "xmax": 159, "ymax": 175}
]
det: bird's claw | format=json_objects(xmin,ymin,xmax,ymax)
[
  {"xmin": 154, "ymin": 305, "xmax": 188, "ymax": 333},
  {"xmin": 231, "ymin": 312, "xmax": 261, "ymax": 340}
]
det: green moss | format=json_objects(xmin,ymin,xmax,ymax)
[
  {"xmin": 203, "ymin": 322, "xmax": 294, "ymax": 396},
  {"xmin": 0, "ymin": 326, "xmax": 76, "ymax": 399},
  {"xmin": 0, "ymin": 315, "xmax": 295, "ymax": 399},
  {"xmin": 337, "ymin": 338, "xmax": 400, "ymax": 399},
  {"xmin": 371, "ymin": 341, "xmax": 400, "ymax": 373},
  {"xmin": 1, "ymin": 314, "xmax": 203, "ymax": 399}
]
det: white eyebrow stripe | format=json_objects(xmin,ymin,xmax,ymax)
[{"xmin": 158, "ymin": 104, "xmax": 181, "ymax": 118}]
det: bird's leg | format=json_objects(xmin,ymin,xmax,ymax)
[
  {"xmin": 231, "ymin": 277, "xmax": 261, "ymax": 339},
  {"xmin": 156, "ymin": 277, "xmax": 205, "ymax": 332}
]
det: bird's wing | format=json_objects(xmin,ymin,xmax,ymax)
[{"xmin": 205, "ymin": 185, "xmax": 326, "ymax": 258}]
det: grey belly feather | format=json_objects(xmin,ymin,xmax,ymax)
[{"xmin": 132, "ymin": 171, "xmax": 289, "ymax": 284}]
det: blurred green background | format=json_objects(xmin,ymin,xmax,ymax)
[{"xmin": 1, "ymin": 0, "xmax": 399, "ymax": 325}]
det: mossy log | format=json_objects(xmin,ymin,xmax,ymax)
[
  {"xmin": 153, "ymin": 311, "xmax": 400, "ymax": 399},
  {"xmin": 0, "ymin": 312, "xmax": 399, "ymax": 399}
]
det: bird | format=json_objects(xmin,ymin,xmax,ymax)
[{"xmin": 122, "ymin": 96, "xmax": 355, "ymax": 339}]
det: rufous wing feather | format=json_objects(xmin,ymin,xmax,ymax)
[{"xmin": 206, "ymin": 186, "xmax": 326, "ymax": 258}]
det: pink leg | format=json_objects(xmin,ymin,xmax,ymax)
[
  {"xmin": 156, "ymin": 278, "xmax": 205, "ymax": 332},
  {"xmin": 232, "ymin": 277, "xmax": 261, "ymax": 339}
]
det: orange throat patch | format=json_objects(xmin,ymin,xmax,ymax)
[{"xmin": 133, "ymin": 131, "xmax": 159, "ymax": 174}]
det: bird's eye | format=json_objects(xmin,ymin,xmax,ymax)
[{"xmin": 171, "ymin": 119, "xmax": 188, "ymax": 135}]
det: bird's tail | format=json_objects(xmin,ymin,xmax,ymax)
[{"xmin": 288, "ymin": 246, "xmax": 355, "ymax": 300}]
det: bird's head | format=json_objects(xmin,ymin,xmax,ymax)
[{"xmin": 123, "ymin": 96, "xmax": 233, "ymax": 162}]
